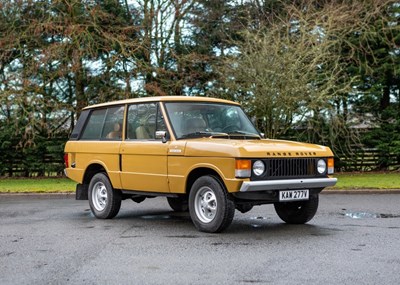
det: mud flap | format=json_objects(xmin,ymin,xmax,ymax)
[{"xmin": 76, "ymin": 184, "xmax": 89, "ymax": 200}]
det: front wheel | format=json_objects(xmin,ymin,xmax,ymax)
[
  {"xmin": 88, "ymin": 173, "xmax": 121, "ymax": 219},
  {"xmin": 189, "ymin": 176, "xmax": 235, "ymax": 233},
  {"xmin": 274, "ymin": 194, "xmax": 319, "ymax": 224}
]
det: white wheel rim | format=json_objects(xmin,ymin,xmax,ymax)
[
  {"xmin": 92, "ymin": 182, "xmax": 108, "ymax": 211},
  {"xmin": 194, "ymin": 186, "xmax": 217, "ymax": 223}
]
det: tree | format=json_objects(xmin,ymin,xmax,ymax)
[
  {"xmin": 218, "ymin": 0, "xmax": 398, "ymax": 156},
  {"xmin": 0, "ymin": 0, "xmax": 141, "ymax": 176},
  {"xmin": 357, "ymin": 2, "xmax": 400, "ymax": 169}
]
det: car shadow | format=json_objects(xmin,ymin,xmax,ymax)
[{"xmin": 112, "ymin": 208, "xmax": 339, "ymax": 238}]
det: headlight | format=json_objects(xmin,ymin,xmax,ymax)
[
  {"xmin": 317, "ymin": 159, "xmax": 327, "ymax": 174},
  {"xmin": 253, "ymin": 160, "xmax": 265, "ymax": 176}
]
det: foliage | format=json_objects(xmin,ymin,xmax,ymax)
[
  {"xmin": 0, "ymin": 0, "xmax": 399, "ymax": 176},
  {"xmin": 362, "ymin": 107, "xmax": 400, "ymax": 169},
  {"xmin": 218, "ymin": 0, "xmax": 399, "ymax": 156}
]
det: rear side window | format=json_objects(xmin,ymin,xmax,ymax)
[
  {"xmin": 80, "ymin": 109, "xmax": 107, "ymax": 140},
  {"xmin": 80, "ymin": 106, "xmax": 124, "ymax": 140},
  {"xmin": 69, "ymin": 110, "xmax": 90, "ymax": 140},
  {"xmin": 101, "ymin": 107, "xmax": 124, "ymax": 140}
]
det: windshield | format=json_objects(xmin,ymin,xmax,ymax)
[{"xmin": 164, "ymin": 102, "xmax": 260, "ymax": 139}]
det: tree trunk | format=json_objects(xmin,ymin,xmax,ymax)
[
  {"xmin": 380, "ymin": 71, "xmax": 392, "ymax": 111},
  {"xmin": 75, "ymin": 58, "xmax": 86, "ymax": 116}
]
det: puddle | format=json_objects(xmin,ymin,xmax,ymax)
[
  {"xmin": 344, "ymin": 212, "xmax": 400, "ymax": 219},
  {"xmin": 240, "ymin": 279, "xmax": 265, "ymax": 284},
  {"xmin": 140, "ymin": 214, "xmax": 172, "ymax": 220},
  {"xmin": 250, "ymin": 216, "xmax": 266, "ymax": 220},
  {"xmin": 166, "ymin": 235, "xmax": 200, "ymax": 239},
  {"xmin": 248, "ymin": 216, "xmax": 267, "ymax": 228},
  {"xmin": 139, "ymin": 213, "xmax": 190, "ymax": 221}
]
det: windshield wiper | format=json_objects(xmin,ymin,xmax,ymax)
[
  {"xmin": 181, "ymin": 131, "xmax": 214, "ymax": 138},
  {"xmin": 181, "ymin": 131, "xmax": 260, "ymax": 139},
  {"xmin": 227, "ymin": 131, "xmax": 261, "ymax": 139},
  {"xmin": 209, "ymin": 132, "xmax": 229, "ymax": 138}
]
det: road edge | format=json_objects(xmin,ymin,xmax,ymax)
[{"xmin": 1, "ymin": 189, "xmax": 400, "ymax": 197}]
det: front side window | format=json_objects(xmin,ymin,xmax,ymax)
[
  {"xmin": 126, "ymin": 103, "xmax": 166, "ymax": 140},
  {"xmin": 164, "ymin": 102, "xmax": 260, "ymax": 139}
]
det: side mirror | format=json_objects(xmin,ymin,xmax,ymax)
[{"xmin": 155, "ymin": 131, "xmax": 168, "ymax": 143}]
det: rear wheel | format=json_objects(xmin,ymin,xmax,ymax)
[
  {"xmin": 189, "ymin": 176, "xmax": 235, "ymax": 233},
  {"xmin": 274, "ymin": 194, "xmax": 319, "ymax": 224},
  {"xmin": 88, "ymin": 173, "xmax": 121, "ymax": 219}
]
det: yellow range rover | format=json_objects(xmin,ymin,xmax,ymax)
[{"xmin": 64, "ymin": 96, "xmax": 337, "ymax": 233}]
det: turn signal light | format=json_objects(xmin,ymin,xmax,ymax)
[
  {"xmin": 235, "ymin": 159, "xmax": 251, "ymax": 178},
  {"xmin": 327, "ymin": 157, "xmax": 334, "ymax": 174}
]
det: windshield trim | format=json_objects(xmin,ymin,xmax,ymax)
[{"xmin": 163, "ymin": 101, "xmax": 261, "ymax": 140}]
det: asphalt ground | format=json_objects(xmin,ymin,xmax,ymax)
[{"xmin": 1, "ymin": 193, "xmax": 400, "ymax": 285}]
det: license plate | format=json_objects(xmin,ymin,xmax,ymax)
[{"xmin": 279, "ymin": 190, "xmax": 309, "ymax": 201}]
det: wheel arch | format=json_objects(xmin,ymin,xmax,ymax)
[
  {"xmin": 83, "ymin": 163, "xmax": 108, "ymax": 185},
  {"xmin": 186, "ymin": 167, "xmax": 226, "ymax": 197}
]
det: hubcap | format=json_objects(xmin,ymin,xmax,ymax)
[
  {"xmin": 92, "ymin": 182, "xmax": 108, "ymax": 211},
  {"xmin": 194, "ymin": 186, "xmax": 217, "ymax": 223}
]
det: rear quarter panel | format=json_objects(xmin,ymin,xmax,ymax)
[{"xmin": 64, "ymin": 141, "xmax": 122, "ymax": 189}]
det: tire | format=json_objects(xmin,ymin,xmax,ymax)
[
  {"xmin": 274, "ymin": 194, "xmax": 319, "ymax": 224},
  {"xmin": 88, "ymin": 173, "xmax": 121, "ymax": 219},
  {"xmin": 132, "ymin": 196, "xmax": 146, "ymax": 203},
  {"xmin": 236, "ymin": 204, "xmax": 253, "ymax": 214},
  {"xmin": 167, "ymin": 197, "xmax": 188, "ymax": 212},
  {"xmin": 189, "ymin": 176, "xmax": 235, "ymax": 233}
]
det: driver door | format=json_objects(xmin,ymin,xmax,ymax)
[{"xmin": 120, "ymin": 102, "xmax": 169, "ymax": 193}]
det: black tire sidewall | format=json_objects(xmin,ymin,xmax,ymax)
[
  {"xmin": 274, "ymin": 194, "xmax": 319, "ymax": 224},
  {"xmin": 167, "ymin": 197, "xmax": 189, "ymax": 212},
  {"xmin": 88, "ymin": 173, "xmax": 121, "ymax": 219},
  {"xmin": 189, "ymin": 175, "xmax": 235, "ymax": 233}
]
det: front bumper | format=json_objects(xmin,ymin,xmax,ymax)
[{"xmin": 239, "ymin": 177, "xmax": 337, "ymax": 192}]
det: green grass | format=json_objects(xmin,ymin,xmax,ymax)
[
  {"xmin": 0, "ymin": 177, "xmax": 76, "ymax": 193},
  {"xmin": 331, "ymin": 172, "xmax": 400, "ymax": 190},
  {"xmin": 0, "ymin": 172, "xmax": 399, "ymax": 193}
]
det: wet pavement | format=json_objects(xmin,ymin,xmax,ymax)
[{"xmin": 1, "ymin": 194, "xmax": 400, "ymax": 284}]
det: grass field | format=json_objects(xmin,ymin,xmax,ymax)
[
  {"xmin": 0, "ymin": 172, "xmax": 399, "ymax": 193},
  {"xmin": 0, "ymin": 177, "xmax": 75, "ymax": 193},
  {"xmin": 332, "ymin": 172, "xmax": 400, "ymax": 190}
]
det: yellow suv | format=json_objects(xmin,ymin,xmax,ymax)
[{"xmin": 64, "ymin": 96, "xmax": 336, "ymax": 232}]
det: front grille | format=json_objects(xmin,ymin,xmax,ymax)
[
  {"xmin": 252, "ymin": 158, "xmax": 320, "ymax": 180},
  {"xmin": 268, "ymin": 158, "xmax": 316, "ymax": 177}
]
